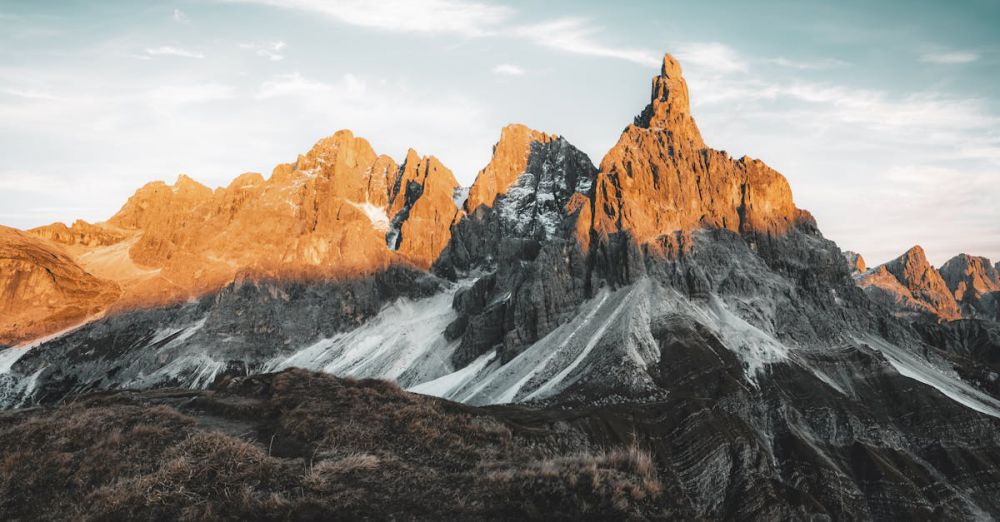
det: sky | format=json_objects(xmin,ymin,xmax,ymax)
[{"xmin": 0, "ymin": 0, "xmax": 998, "ymax": 266}]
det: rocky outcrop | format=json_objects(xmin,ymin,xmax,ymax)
[
  {"xmin": 858, "ymin": 246, "xmax": 961, "ymax": 320},
  {"xmin": 592, "ymin": 55, "xmax": 813, "ymax": 255},
  {"xmin": 843, "ymin": 250, "xmax": 866, "ymax": 274},
  {"xmin": 462, "ymin": 124, "xmax": 557, "ymax": 213},
  {"xmin": 940, "ymin": 254, "xmax": 1000, "ymax": 319},
  {"xmin": 386, "ymin": 151, "xmax": 460, "ymax": 268},
  {"xmin": 28, "ymin": 219, "xmax": 126, "ymax": 247},
  {"xmin": 437, "ymin": 126, "xmax": 597, "ymax": 367},
  {"xmin": 0, "ymin": 226, "xmax": 120, "ymax": 344}
]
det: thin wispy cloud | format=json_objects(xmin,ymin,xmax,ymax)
[
  {"xmin": 492, "ymin": 64, "xmax": 525, "ymax": 76},
  {"xmin": 145, "ymin": 84, "xmax": 236, "ymax": 106},
  {"xmin": 224, "ymin": 0, "xmax": 512, "ymax": 37},
  {"xmin": 513, "ymin": 17, "xmax": 659, "ymax": 66},
  {"xmin": 241, "ymin": 40, "xmax": 287, "ymax": 61},
  {"xmin": 0, "ymin": 171, "xmax": 58, "ymax": 193},
  {"xmin": 1, "ymin": 88, "xmax": 67, "ymax": 102},
  {"xmin": 172, "ymin": 9, "xmax": 189, "ymax": 23},
  {"xmin": 766, "ymin": 56, "xmax": 850, "ymax": 70},
  {"xmin": 920, "ymin": 50, "xmax": 979, "ymax": 64},
  {"xmin": 145, "ymin": 46, "xmax": 205, "ymax": 59},
  {"xmin": 224, "ymin": 1, "xmax": 659, "ymax": 68},
  {"xmin": 675, "ymin": 42, "xmax": 747, "ymax": 74},
  {"xmin": 255, "ymin": 72, "xmax": 356, "ymax": 100}
]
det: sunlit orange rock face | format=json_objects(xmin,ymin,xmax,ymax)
[
  {"xmin": 858, "ymin": 246, "xmax": 962, "ymax": 320},
  {"xmin": 463, "ymin": 124, "xmax": 557, "ymax": 213},
  {"xmin": 940, "ymin": 254, "xmax": 1000, "ymax": 303},
  {"xmin": 0, "ymin": 130, "xmax": 459, "ymax": 344},
  {"xmin": 592, "ymin": 54, "xmax": 812, "ymax": 250},
  {"xmin": 0, "ymin": 226, "xmax": 120, "ymax": 345}
]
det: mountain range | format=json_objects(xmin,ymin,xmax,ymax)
[{"xmin": 2, "ymin": 53, "xmax": 1000, "ymax": 519}]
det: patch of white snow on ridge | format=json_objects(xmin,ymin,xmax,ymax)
[
  {"xmin": 677, "ymin": 293, "xmax": 790, "ymax": 384},
  {"xmin": 136, "ymin": 353, "xmax": 226, "ymax": 390},
  {"xmin": 437, "ymin": 283, "xmax": 646, "ymax": 406},
  {"xmin": 347, "ymin": 200, "xmax": 390, "ymax": 232},
  {"xmin": 266, "ymin": 284, "xmax": 463, "ymax": 386},
  {"xmin": 524, "ymin": 289, "xmax": 633, "ymax": 400},
  {"xmin": 149, "ymin": 317, "xmax": 208, "ymax": 348},
  {"xmin": 0, "ymin": 347, "xmax": 31, "ymax": 374},
  {"xmin": 409, "ymin": 350, "xmax": 496, "ymax": 398},
  {"xmin": 862, "ymin": 335, "xmax": 1000, "ymax": 418}
]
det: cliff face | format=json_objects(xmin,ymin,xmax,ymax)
[
  {"xmin": 857, "ymin": 246, "xmax": 961, "ymax": 320},
  {"xmin": 462, "ymin": 124, "xmax": 558, "ymax": 214},
  {"xmin": 592, "ymin": 55, "xmax": 813, "ymax": 252},
  {"xmin": 0, "ymin": 226, "xmax": 120, "ymax": 345},
  {"xmin": 940, "ymin": 254, "xmax": 1000, "ymax": 319}
]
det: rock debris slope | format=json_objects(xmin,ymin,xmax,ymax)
[{"xmin": 3, "ymin": 52, "xmax": 1000, "ymax": 519}]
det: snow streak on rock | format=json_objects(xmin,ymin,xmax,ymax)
[{"xmin": 267, "ymin": 284, "xmax": 464, "ymax": 387}]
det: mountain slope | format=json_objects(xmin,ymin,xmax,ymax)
[{"xmin": 3, "ymin": 52, "xmax": 1000, "ymax": 518}]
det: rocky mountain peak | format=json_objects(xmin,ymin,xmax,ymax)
[
  {"xmin": 28, "ymin": 219, "xmax": 125, "ymax": 247},
  {"xmin": 860, "ymin": 245, "xmax": 962, "ymax": 320},
  {"xmin": 633, "ymin": 53, "xmax": 704, "ymax": 148},
  {"xmin": 592, "ymin": 53, "xmax": 810, "ymax": 249},
  {"xmin": 843, "ymin": 250, "xmax": 867, "ymax": 274},
  {"xmin": 173, "ymin": 174, "xmax": 210, "ymax": 194},
  {"xmin": 463, "ymin": 124, "xmax": 558, "ymax": 213},
  {"xmin": 940, "ymin": 254, "xmax": 1000, "ymax": 300},
  {"xmin": 386, "ymin": 152, "xmax": 460, "ymax": 268}
]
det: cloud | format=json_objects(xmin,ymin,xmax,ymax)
[
  {"xmin": 675, "ymin": 42, "xmax": 747, "ymax": 74},
  {"xmin": 172, "ymin": 9, "xmax": 189, "ymax": 23},
  {"xmin": 224, "ymin": 1, "xmax": 659, "ymax": 68},
  {"xmin": 920, "ymin": 51, "xmax": 979, "ymax": 64},
  {"xmin": 765, "ymin": 56, "xmax": 850, "ymax": 70},
  {"xmin": 254, "ymin": 72, "xmax": 357, "ymax": 100},
  {"xmin": 491, "ymin": 64, "xmax": 524, "ymax": 76},
  {"xmin": 145, "ymin": 84, "xmax": 237, "ymax": 106},
  {"xmin": 224, "ymin": 0, "xmax": 512, "ymax": 37},
  {"xmin": 240, "ymin": 40, "xmax": 287, "ymax": 61},
  {"xmin": 0, "ymin": 171, "xmax": 59, "ymax": 193},
  {"xmin": 145, "ymin": 46, "xmax": 206, "ymax": 59},
  {"xmin": 1, "ymin": 88, "xmax": 67, "ymax": 102},
  {"xmin": 513, "ymin": 17, "xmax": 659, "ymax": 66}
]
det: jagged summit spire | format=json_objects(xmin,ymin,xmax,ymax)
[
  {"xmin": 660, "ymin": 53, "xmax": 683, "ymax": 77},
  {"xmin": 634, "ymin": 53, "xmax": 704, "ymax": 148}
]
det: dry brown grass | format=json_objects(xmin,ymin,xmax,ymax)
[{"xmin": 0, "ymin": 369, "xmax": 679, "ymax": 520}]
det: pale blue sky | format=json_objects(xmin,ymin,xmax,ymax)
[{"xmin": 1, "ymin": 0, "xmax": 998, "ymax": 265}]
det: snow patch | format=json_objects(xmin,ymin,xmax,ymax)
[
  {"xmin": 861, "ymin": 335, "xmax": 1000, "ymax": 418},
  {"xmin": 266, "ymin": 284, "xmax": 464, "ymax": 386},
  {"xmin": 149, "ymin": 317, "xmax": 208, "ymax": 348},
  {"xmin": 347, "ymin": 200, "xmax": 390, "ymax": 232},
  {"xmin": 696, "ymin": 294, "xmax": 790, "ymax": 383},
  {"xmin": 0, "ymin": 346, "xmax": 32, "ymax": 374},
  {"xmin": 409, "ymin": 350, "xmax": 496, "ymax": 398}
]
